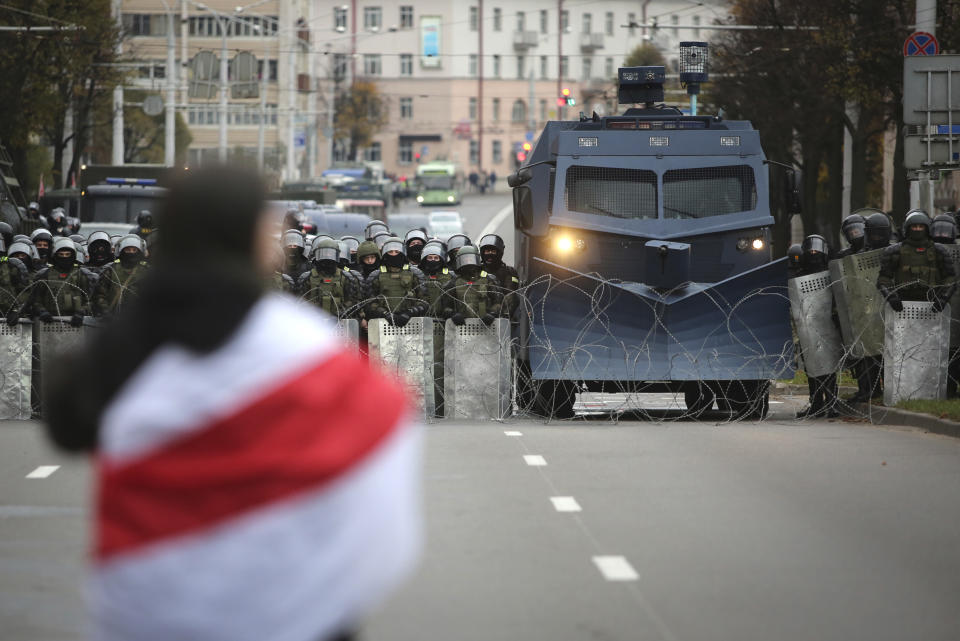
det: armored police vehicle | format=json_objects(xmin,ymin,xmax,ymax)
[{"xmin": 511, "ymin": 65, "xmax": 797, "ymax": 418}]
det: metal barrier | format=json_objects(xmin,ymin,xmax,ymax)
[
  {"xmin": 443, "ymin": 318, "xmax": 511, "ymax": 420},
  {"xmin": 367, "ymin": 317, "xmax": 436, "ymax": 418},
  {"xmin": 883, "ymin": 302, "xmax": 950, "ymax": 405},
  {"xmin": 0, "ymin": 320, "xmax": 33, "ymax": 419}
]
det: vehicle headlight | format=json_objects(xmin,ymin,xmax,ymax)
[
  {"xmin": 416, "ymin": 195, "xmax": 424, "ymax": 202},
  {"xmin": 447, "ymin": 195, "xmax": 455, "ymax": 202},
  {"xmin": 751, "ymin": 238, "xmax": 765, "ymax": 250},
  {"xmin": 556, "ymin": 236, "xmax": 574, "ymax": 253}
]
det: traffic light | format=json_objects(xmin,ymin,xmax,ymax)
[
  {"xmin": 522, "ymin": 142, "xmax": 532, "ymax": 153},
  {"xmin": 561, "ymin": 87, "xmax": 576, "ymax": 106},
  {"xmin": 414, "ymin": 152, "xmax": 421, "ymax": 163}
]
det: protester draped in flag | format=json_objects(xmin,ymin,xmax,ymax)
[{"xmin": 44, "ymin": 165, "xmax": 422, "ymax": 641}]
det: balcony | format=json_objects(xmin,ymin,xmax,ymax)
[
  {"xmin": 580, "ymin": 32, "xmax": 604, "ymax": 52},
  {"xmin": 513, "ymin": 30, "xmax": 539, "ymax": 51}
]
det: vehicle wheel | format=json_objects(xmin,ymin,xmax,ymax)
[
  {"xmin": 533, "ymin": 380, "xmax": 576, "ymax": 420},
  {"xmin": 683, "ymin": 382, "xmax": 715, "ymax": 419}
]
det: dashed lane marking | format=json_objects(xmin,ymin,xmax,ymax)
[
  {"xmin": 25, "ymin": 465, "xmax": 60, "ymax": 479},
  {"xmin": 550, "ymin": 496, "xmax": 582, "ymax": 512},
  {"xmin": 504, "ymin": 430, "xmax": 523, "ymax": 436},
  {"xmin": 593, "ymin": 555, "xmax": 640, "ymax": 581},
  {"xmin": 523, "ymin": 454, "xmax": 547, "ymax": 466}
]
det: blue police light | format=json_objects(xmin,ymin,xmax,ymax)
[
  {"xmin": 104, "ymin": 177, "xmax": 159, "ymax": 185},
  {"xmin": 618, "ymin": 66, "xmax": 665, "ymax": 105}
]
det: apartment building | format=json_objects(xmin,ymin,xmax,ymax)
[{"xmin": 118, "ymin": 1, "xmax": 728, "ymax": 181}]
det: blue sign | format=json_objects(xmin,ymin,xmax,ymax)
[
  {"xmin": 904, "ymin": 31, "xmax": 939, "ymax": 56},
  {"xmin": 525, "ymin": 130, "xmax": 534, "ymax": 142}
]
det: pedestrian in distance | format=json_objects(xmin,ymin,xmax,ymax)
[{"xmin": 44, "ymin": 165, "xmax": 422, "ymax": 641}]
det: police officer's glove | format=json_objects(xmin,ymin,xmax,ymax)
[
  {"xmin": 886, "ymin": 293, "xmax": 904, "ymax": 313},
  {"xmin": 383, "ymin": 312, "xmax": 395, "ymax": 326},
  {"xmin": 451, "ymin": 312, "xmax": 466, "ymax": 326},
  {"xmin": 481, "ymin": 313, "xmax": 495, "ymax": 326},
  {"xmin": 6, "ymin": 310, "xmax": 18, "ymax": 327},
  {"xmin": 70, "ymin": 313, "xmax": 84, "ymax": 327},
  {"xmin": 442, "ymin": 307, "xmax": 454, "ymax": 319},
  {"xmin": 37, "ymin": 310, "xmax": 53, "ymax": 323},
  {"xmin": 394, "ymin": 312, "xmax": 410, "ymax": 327}
]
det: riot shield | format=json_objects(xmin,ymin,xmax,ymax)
[
  {"xmin": 334, "ymin": 319, "xmax": 360, "ymax": 347},
  {"xmin": 828, "ymin": 259, "xmax": 853, "ymax": 348},
  {"xmin": 883, "ymin": 301, "xmax": 950, "ymax": 405},
  {"xmin": 788, "ymin": 271, "xmax": 843, "ymax": 378},
  {"xmin": 367, "ymin": 317, "xmax": 435, "ymax": 418},
  {"xmin": 832, "ymin": 249, "xmax": 885, "ymax": 357},
  {"xmin": 444, "ymin": 318, "xmax": 511, "ymax": 420},
  {"xmin": 941, "ymin": 244, "xmax": 960, "ymax": 348},
  {"xmin": 432, "ymin": 320, "xmax": 445, "ymax": 419},
  {"xmin": 0, "ymin": 320, "xmax": 33, "ymax": 419},
  {"xmin": 32, "ymin": 317, "xmax": 97, "ymax": 416}
]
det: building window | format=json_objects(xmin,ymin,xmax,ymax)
[
  {"xmin": 123, "ymin": 14, "xmax": 155, "ymax": 36},
  {"xmin": 492, "ymin": 55, "xmax": 501, "ymax": 78},
  {"xmin": 493, "ymin": 8, "xmax": 501, "ymax": 31},
  {"xmin": 560, "ymin": 10, "xmax": 568, "ymax": 32},
  {"xmin": 400, "ymin": 53, "xmax": 413, "ymax": 76},
  {"xmin": 400, "ymin": 97, "xmax": 413, "ymax": 119},
  {"xmin": 605, "ymin": 11, "xmax": 614, "ymax": 36},
  {"xmin": 334, "ymin": 54, "xmax": 348, "ymax": 80},
  {"xmin": 400, "ymin": 6, "xmax": 413, "ymax": 29},
  {"xmin": 469, "ymin": 54, "xmax": 478, "ymax": 76},
  {"xmin": 511, "ymin": 99, "xmax": 526, "ymax": 123},
  {"xmin": 582, "ymin": 57, "xmax": 592, "ymax": 79},
  {"xmin": 539, "ymin": 98, "xmax": 547, "ymax": 122},
  {"xmin": 582, "ymin": 13, "xmax": 592, "ymax": 33},
  {"xmin": 516, "ymin": 55, "xmax": 525, "ymax": 79},
  {"xmin": 693, "ymin": 15, "xmax": 701, "ymax": 39},
  {"xmin": 364, "ymin": 142, "xmax": 381, "ymax": 162},
  {"xmin": 492, "ymin": 140, "xmax": 502, "ymax": 163},
  {"xmin": 540, "ymin": 9, "xmax": 548, "ymax": 34},
  {"xmin": 605, "ymin": 57, "xmax": 614, "ymax": 78},
  {"xmin": 628, "ymin": 12, "xmax": 636, "ymax": 36},
  {"xmin": 334, "ymin": 7, "xmax": 347, "ymax": 30},
  {"xmin": 469, "ymin": 140, "xmax": 479, "ymax": 164},
  {"xmin": 364, "ymin": 7, "xmax": 382, "ymax": 31},
  {"xmin": 469, "ymin": 6, "xmax": 478, "ymax": 31},
  {"xmin": 559, "ymin": 56, "xmax": 568, "ymax": 79},
  {"xmin": 469, "ymin": 97, "xmax": 477, "ymax": 120},
  {"xmin": 399, "ymin": 141, "xmax": 413, "ymax": 164},
  {"xmin": 363, "ymin": 54, "xmax": 381, "ymax": 76},
  {"xmin": 540, "ymin": 55, "xmax": 548, "ymax": 79},
  {"xmin": 516, "ymin": 11, "xmax": 525, "ymax": 32},
  {"xmin": 492, "ymin": 97, "xmax": 500, "ymax": 122},
  {"xmin": 257, "ymin": 59, "xmax": 279, "ymax": 82}
]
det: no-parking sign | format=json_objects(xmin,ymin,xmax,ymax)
[{"xmin": 904, "ymin": 31, "xmax": 940, "ymax": 56}]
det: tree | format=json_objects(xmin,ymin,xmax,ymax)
[
  {"xmin": 334, "ymin": 81, "xmax": 387, "ymax": 162},
  {"xmin": 624, "ymin": 43, "xmax": 666, "ymax": 68}
]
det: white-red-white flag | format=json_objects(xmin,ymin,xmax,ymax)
[{"xmin": 92, "ymin": 295, "xmax": 422, "ymax": 641}]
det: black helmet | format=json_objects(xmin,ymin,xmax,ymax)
[
  {"xmin": 903, "ymin": 209, "xmax": 932, "ymax": 237},
  {"xmin": 864, "ymin": 212, "xmax": 892, "ymax": 249},
  {"xmin": 787, "ymin": 243, "xmax": 802, "ymax": 270},
  {"xmin": 364, "ymin": 220, "xmax": 389, "ymax": 240},
  {"xmin": 800, "ymin": 234, "xmax": 829, "ymax": 272},
  {"xmin": 931, "ymin": 214, "xmax": 957, "ymax": 244},
  {"xmin": 453, "ymin": 244, "xmax": 482, "ymax": 273},
  {"xmin": 840, "ymin": 213, "xmax": 866, "ymax": 248},
  {"xmin": 137, "ymin": 210, "xmax": 154, "ymax": 228},
  {"xmin": 478, "ymin": 233, "xmax": 505, "ymax": 266},
  {"xmin": 446, "ymin": 233, "xmax": 471, "ymax": 261}
]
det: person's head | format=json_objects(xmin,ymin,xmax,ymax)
[
  {"xmin": 356, "ymin": 240, "xmax": 381, "ymax": 276},
  {"xmin": 137, "ymin": 210, "xmax": 154, "ymax": 231},
  {"xmin": 840, "ymin": 213, "xmax": 866, "ymax": 251},
  {"xmin": 86, "ymin": 231, "xmax": 113, "ymax": 266},
  {"xmin": 800, "ymin": 234, "xmax": 829, "ymax": 272},
  {"xmin": 404, "ymin": 229, "xmax": 427, "ymax": 261},
  {"xmin": 50, "ymin": 237, "xmax": 77, "ymax": 272},
  {"xmin": 787, "ymin": 243, "xmax": 802, "ymax": 272},
  {"xmin": 31, "ymin": 228, "xmax": 53, "ymax": 260},
  {"xmin": 931, "ymin": 213, "xmax": 957, "ymax": 244},
  {"xmin": 902, "ymin": 209, "xmax": 932, "ymax": 245},
  {"xmin": 312, "ymin": 238, "xmax": 340, "ymax": 274},
  {"xmin": 118, "ymin": 234, "xmax": 146, "ymax": 267},
  {"xmin": 340, "ymin": 236, "xmax": 360, "ymax": 266},
  {"xmin": 282, "ymin": 229, "xmax": 306, "ymax": 264},
  {"xmin": 381, "ymin": 237, "xmax": 406, "ymax": 268},
  {"xmin": 479, "ymin": 233, "xmax": 505, "ymax": 267},
  {"xmin": 446, "ymin": 233, "xmax": 471, "ymax": 262},
  {"xmin": 420, "ymin": 241, "xmax": 446, "ymax": 274},
  {"xmin": 49, "ymin": 207, "xmax": 66, "ymax": 227},
  {"xmin": 8, "ymin": 241, "xmax": 32, "ymax": 267},
  {"xmin": 364, "ymin": 220, "xmax": 389, "ymax": 240},
  {"xmin": 864, "ymin": 212, "xmax": 892, "ymax": 249},
  {"xmin": 454, "ymin": 245, "xmax": 483, "ymax": 279},
  {"xmin": 28, "ymin": 201, "xmax": 39, "ymax": 215}
]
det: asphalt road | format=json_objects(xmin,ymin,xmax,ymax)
[{"xmin": 3, "ymin": 409, "xmax": 960, "ymax": 641}]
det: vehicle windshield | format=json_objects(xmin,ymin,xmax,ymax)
[
  {"xmin": 85, "ymin": 195, "xmax": 162, "ymax": 223},
  {"xmin": 663, "ymin": 165, "xmax": 757, "ymax": 219},
  {"xmin": 565, "ymin": 166, "xmax": 657, "ymax": 219},
  {"xmin": 420, "ymin": 175, "xmax": 454, "ymax": 190}
]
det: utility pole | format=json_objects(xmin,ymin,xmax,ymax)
[
  {"xmin": 219, "ymin": 16, "xmax": 229, "ymax": 163},
  {"xmin": 164, "ymin": 6, "xmax": 176, "ymax": 167},
  {"xmin": 111, "ymin": 0, "xmax": 124, "ymax": 165},
  {"xmin": 911, "ymin": 0, "xmax": 937, "ymax": 212},
  {"xmin": 478, "ymin": 0, "xmax": 483, "ymax": 172}
]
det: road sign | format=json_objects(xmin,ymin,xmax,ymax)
[
  {"xmin": 904, "ymin": 31, "xmax": 939, "ymax": 57},
  {"xmin": 142, "ymin": 94, "xmax": 163, "ymax": 117}
]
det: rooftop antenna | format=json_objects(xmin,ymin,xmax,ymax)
[{"xmin": 679, "ymin": 41, "xmax": 709, "ymax": 116}]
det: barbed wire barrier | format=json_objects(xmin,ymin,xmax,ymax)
[{"xmin": 2, "ymin": 260, "xmax": 956, "ymax": 425}]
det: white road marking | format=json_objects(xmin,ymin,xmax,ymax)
[
  {"xmin": 550, "ymin": 496, "xmax": 582, "ymax": 512},
  {"xmin": 523, "ymin": 454, "xmax": 547, "ymax": 466},
  {"xmin": 593, "ymin": 555, "xmax": 639, "ymax": 581},
  {"xmin": 478, "ymin": 202, "xmax": 513, "ymax": 240},
  {"xmin": 769, "ymin": 400, "xmax": 784, "ymax": 404},
  {"xmin": 504, "ymin": 430, "xmax": 523, "ymax": 436},
  {"xmin": 25, "ymin": 465, "xmax": 60, "ymax": 479}
]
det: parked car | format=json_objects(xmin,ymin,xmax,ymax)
[
  {"xmin": 428, "ymin": 210, "xmax": 464, "ymax": 241},
  {"xmin": 388, "ymin": 213, "xmax": 431, "ymax": 238}
]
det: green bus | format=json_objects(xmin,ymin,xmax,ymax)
[{"xmin": 416, "ymin": 162, "xmax": 460, "ymax": 206}]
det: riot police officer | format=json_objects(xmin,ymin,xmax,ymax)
[
  {"xmin": 93, "ymin": 235, "xmax": 149, "ymax": 317},
  {"xmin": 356, "ymin": 239, "xmax": 381, "ymax": 278},
  {"xmin": 372, "ymin": 231, "xmax": 392, "ymax": 252},
  {"xmin": 441, "ymin": 245, "xmax": 502, "ymax": 326},
  {"xmin": 478, "ymin": 233, "xmax": 520, "ymax": 318},
  {"xmin": 297, "ymin": 238, "xmax": 359, "ymax": 318},
  {"xmin": 445, "ymin": 233, "xmax": 471, "ymax": 263},
  {"xmin": 877, "ymin": 210, "xmax": 956, "ymax": 313},
  {"xmin": 420, "ymin": 240, "xmax": 454, "ymax": 317},
  {"xmin": 48, "ymin": 208, "xmax": 69, "ymax": 236},
  {"xmin": 864, "ymin": 212, "xmax": 893, "ymax": 250},
  {"xmin": 835, "ymin": 213, "xmax": 866, "ymax": 258},
  {"xmin": 404, "ymin": 229, "xmax": 427, "ymax": 266},
  {"xmin": 931, "ymin": 214, "xmax": 957, "ymax": 244},
  {"xmin": 795, "ymin": 235, "xmax": 839, "ymax": 418},
  {"xmin": 0, "ymin": 238, "xmax": 28, "ymax": 321},
  {"xmin": 30, "ymin": 228, "xmax": 54, "ymax": 267},
  {"xmin": 364, "ymin": 220, "xmax": 389, "ymax": 240},
  {"xmin": 7, "ymin": 241, "xmax": 35, "ymax": 274},
  {"xmin": 22, "ymin": 237, "xmax": 91, "ymax": 326},
  {"xmin": 86, "ymin": 231, "xmax": 115, "ymax": 271},
  {"xmin": 131, "ymin": 210, "xmax": 155, "ymax": 240},
  {"xmin": 282, "ymin": 229, "xmax": 309, "ymax": 280},
  {"xmin": 364, "ymin": 236, "xmax": 427, "ymax": 327},
  {"xmin": 786, "ymin": 243, "xmax": 803, "ymax": 279},
  {"xmin": 340, "ymin": 236, "xmax": 360, "ymax": 269}
]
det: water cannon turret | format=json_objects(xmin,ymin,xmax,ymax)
[
  {"xmin": 618, "ymin": 66, "xmax": 665, "ymax": 106},
  {"xmin": 679, "ymin": 41, "xmax": 709, "ymax": 115}
]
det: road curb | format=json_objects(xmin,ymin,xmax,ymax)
[{"xmin": 850, "ymin": 403, "xmax": 960, "ymax": 439}]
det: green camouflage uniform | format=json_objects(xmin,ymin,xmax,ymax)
[{"xmin": 93, "ymin": 259, "xmax": 149, "ymax": 316}]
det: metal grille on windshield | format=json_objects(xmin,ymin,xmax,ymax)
[
  {"xmin": 663, "ymin": 165, "xmax": 757, "ymax": 219},
  {"xmin": 564, "ymin": 166, "xmax": 658, "ymax": 219}
]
